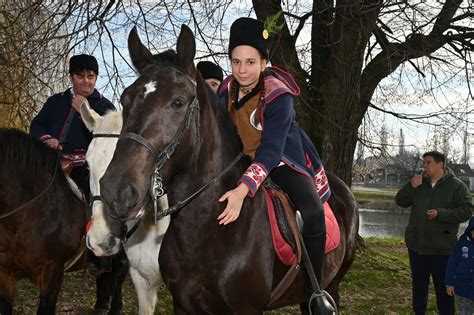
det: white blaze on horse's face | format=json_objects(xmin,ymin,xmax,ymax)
[{"xmin": 144, "ymin": 81, "xmax": 157, "ymax": 97}]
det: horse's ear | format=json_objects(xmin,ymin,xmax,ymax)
[
  {"xmin": 176, "ymin": 24, "xmax": 196, "ymax": 77},
  {"xmin": 128, "ymin": 26, "xmax": 153, "ymax": 74},
  {"xmin": 80, "ymin": 103, "xmax": 101, "ymax": 132}
]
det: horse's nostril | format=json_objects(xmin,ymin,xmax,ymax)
[{"xmin": 106, "ymin": 236, "xmax": 119, "ymax": 253}]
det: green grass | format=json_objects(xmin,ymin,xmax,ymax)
[
  {"xmin": 13, "ymin": 238, "xmax": 444, "ymax": 314},
  {"xmin": 352, "ymin": 190, "xmax": 398, "ymax": 206}
]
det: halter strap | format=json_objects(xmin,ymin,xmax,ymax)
[
  {"xmin": 120, "ymin": 97, "xmax": 199, "ymax": 171},
  {"xmin": 120, "ymin": 132, "xmax": 161, "ymax": 161},
  {"xmin": 92, "ymin": 133, "xmax": 120, "ymax": 138}
]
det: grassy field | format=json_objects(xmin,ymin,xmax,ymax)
[{"xmin": 13, "ymin": 237, "xmax": 442, "ymax": 314}]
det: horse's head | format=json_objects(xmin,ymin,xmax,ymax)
[
  {"xmin": 81, "ymin": 104, "xmax": 123, "ymax": 255},
  {"xmin": 101, "ymin": 25, "xmax": 199, "ymax": 220}
]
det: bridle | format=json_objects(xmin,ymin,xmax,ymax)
[
  {"xmin": 89, "ymin": 131, "xmax": 121, "ymax": 206},
  {"xmin": 121, "ymin": 92, "xmax": 199, "ymax": 210},
  {"xmin": 89, "ymin": 132, "xmax": 139, "ymax": 241},
  {"xmin": 118, "ymin": 73, "xmax": 242, "ymax": 221}
]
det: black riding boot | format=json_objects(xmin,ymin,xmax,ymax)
[{"xmin": 303, "ymin": 231, "xmax": 335, "ymax": 315}]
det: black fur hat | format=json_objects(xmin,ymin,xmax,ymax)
[
  {"xmin": 69, "ymin": 54, "xmax": 99, "ymax": 75},
  {"xmin": 197, "ymin": 61, "xmax": 223, "ymax": 82},
  {"xmin": 228, "ymin": 17, "xmax": 270, "ymax": 59}
]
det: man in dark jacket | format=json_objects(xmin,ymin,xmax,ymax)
[
  {"xmin": 30, "ymin": 54, "xmax": 115, "ymax": 198},
  {"xmin": 396, "ymin": 151, "xmax": 473, "ymax": 315}
]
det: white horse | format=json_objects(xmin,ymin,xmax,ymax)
[{"xmin": 80, "ymin": 105, "xmax": 170, "ymax": 315}]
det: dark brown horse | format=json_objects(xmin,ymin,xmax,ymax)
[
  {"xmin": 0, "ymin": 128, "xmax": 128, "ymax": 315},
  {"xmin": 101, "ymin": 25, "xmax": 359, "ymax": 314}
]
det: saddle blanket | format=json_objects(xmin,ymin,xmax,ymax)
[{"xmin": 264, "ymin": 189, "xmax": 340, "ymax": 265}]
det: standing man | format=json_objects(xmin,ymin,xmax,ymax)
[
  {"xmin": 196, "ymin": 60, "xmax": 223, "ymax": 94},
  {"xmin": 30, "ymin": 54, "xmax": 115, "ymax": 198},
  {"xmin": 396, "ymin": 151, "xmax": 473, "ymax": 315}
]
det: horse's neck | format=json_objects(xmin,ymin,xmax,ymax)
[{"xmin": 166, "ymin": 101, "xmax": 243, "ymax": 225}]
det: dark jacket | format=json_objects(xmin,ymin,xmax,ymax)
[
  {"xmin": 218, "ymin": 67, "xmax": 330, "ymax": 202},
  {"xmin": 30, "ymin": 88, "xmax": 115, "ymax": 153},
  {"xmin": 445, "ymin": 217, "xmax": 474, "ymax": 299},
  {"xmin": 395, "ymin": 168, "xmax": 473, "ymax": 255}
]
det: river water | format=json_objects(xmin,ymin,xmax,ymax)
[{"xmin": 359, "ymin": 208, "xmax": 470, "ymax": 238}]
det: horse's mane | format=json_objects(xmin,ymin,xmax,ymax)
[
  {"xmin": 96, "ymin": 110, "xmax": 122, "ymax": 133},
  {"xmin": 151, "ymin": 49, "xmax": 178, "ymax": 65},
  {"xmin": 212, "ymin": 92, "xmax": 243, "ymax": 156},
  {"xmin": 0, "ymin": 128, "xmax": 63, "ymax": 180}
]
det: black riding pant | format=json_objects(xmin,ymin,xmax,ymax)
[{"xmin": 269, "ymin": 164, "xmax": 325, "ymax": 237}]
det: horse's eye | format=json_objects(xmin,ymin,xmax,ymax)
[{"xmin": 171, "ymin": 99, "xmax": 185, "ymax": 109}]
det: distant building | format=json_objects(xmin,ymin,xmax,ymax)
[
  {"xmin": 353, "ymin": 157, "xmax": 474, "ymax": 192},
  {"xmin": 447, "ymin": 163, "xmax": 474, "ymax": 191},
  {"xmin": 352, "ymin": 153, "xmax": 420, "ymax": 188}
]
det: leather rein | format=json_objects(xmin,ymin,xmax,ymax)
[{"xmin": 0, "ymin": 149, "xmax": 61, "ymax": 220}]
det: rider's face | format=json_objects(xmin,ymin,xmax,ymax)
[
  {"xmin": 70, "ymin": 70, "xmax": 97, "ymax": 97},
  {"xmin": 230, "ymin": 45, "xmax": 267, "ymax": 90}
]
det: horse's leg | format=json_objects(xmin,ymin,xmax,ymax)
[
  {"xmin": 0, "ymin": 296, "xmax": 13, "ymax": 315},
  {"xmin": 94, "ymin": 272, "xmax": 114, "ymax": 311},
  {"xmin": 324, "ymin": 278, "xmax": 341, "ymax": 308},
  {"xmin": 129, "ymin": 267, "xmax": 158, "ymax": 315},
  {"xmin": 0, "ymin": 273, "xmax": 16, "ymax": 315},
  {"xmin": 37, "ymin": 264, "xmax": 64, "ymax": 315},
  {"xmin": 108, "ymin": 250, "xmax": 129, "ymax": 315}
]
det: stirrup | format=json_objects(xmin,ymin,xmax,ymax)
[{"xmin": 309, "ymin": 290, "xmax": 336, "ymax": 315}]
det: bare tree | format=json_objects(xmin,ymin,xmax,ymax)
[
  {"xmin": 252, "ymin": 0, "xmax": 473, "ymax": 183},
  {"xmin": 0, "ymin": 1, "xmax": 472, "ymax": 185}
]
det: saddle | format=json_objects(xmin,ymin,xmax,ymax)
[
  {"xmin": 262, "ymin": 180, "xmax": 340, "ymax": 307},
  {"xmin": 263, "ymin": 181, "xmax": 340, "ymax": 266},
  {"xmin": 60, "ymin": 152, "xmax": 86, "ymax": 175}
]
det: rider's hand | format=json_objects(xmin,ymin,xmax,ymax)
[
  {"xmin": 44, "ymin": 138, "xmax": 62, "ymax": 150},
  {"xmin": 72, "ymin": 95, "xmax": 89, "ymax": 113},
  {"xmin": 218, "ymin": 183, "xmax": 249, "ymax": 225}
]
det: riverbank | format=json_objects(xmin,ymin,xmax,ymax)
[
  {"xmin": 352, "ymin": 186, "xmax": 407, "ymax": 211},
  {"xmin": 14, "ymin": 238, "xmax": 437, "ymax": 314}
]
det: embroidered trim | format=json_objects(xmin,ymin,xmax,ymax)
[
  {"xmin": 314, "ymin": 166, "xmax": 331, "ymax": 202},
  {"xmin": 240, "ymin": 162, "xmax": 268, "ymax": 196}
]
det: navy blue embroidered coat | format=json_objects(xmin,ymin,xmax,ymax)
[
  {"xmin": 30, "ymin": 88, "xmax": 115, "ymax": 153},
  {"xmin": 446, "ymin": 217, "xmax": 474, "ymax": 299},
  {"xmin": 218, "ymin": 67, "xmax": 330, "ymax": 201}
]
